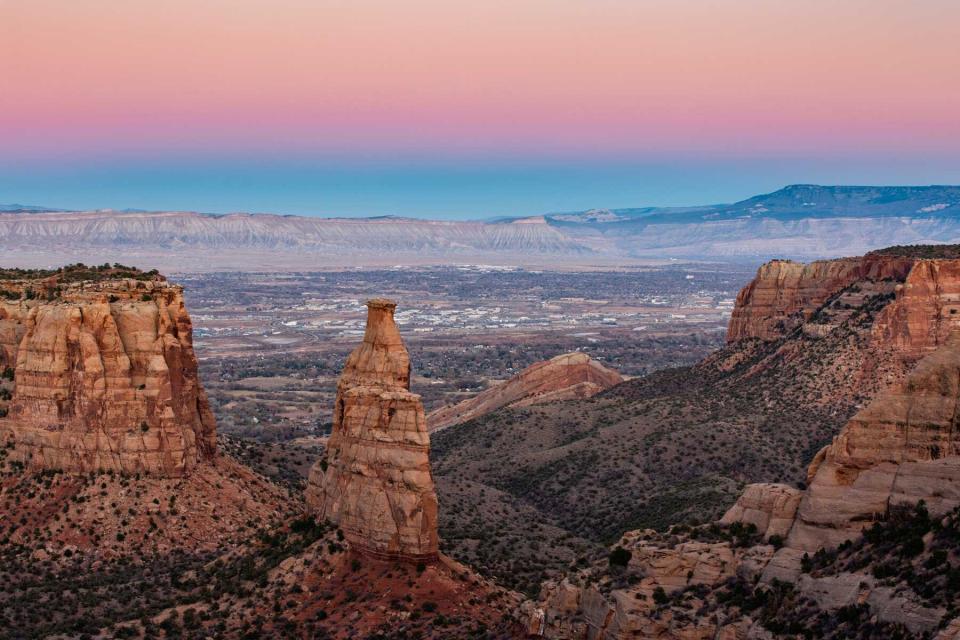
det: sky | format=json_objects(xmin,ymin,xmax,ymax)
[{"xmin": 2, "ymin": 0, "xmax": 959, "ymax": 218}]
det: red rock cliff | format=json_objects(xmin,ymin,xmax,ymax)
[
  {"xmin": 306, "ymin": 299, "xmax": 439, "ymax": 560},
  {"xmin": 727, "ymin": 254, "xmax": 919, "ymax": 343},
  {"xmin": 0, "ymin": 277, "xmax": 216, "ymax": 476},
  {"xmin": 872, "ymin": 259, "xmax": 960, "ymax": 356}
]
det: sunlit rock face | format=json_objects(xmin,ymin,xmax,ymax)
[
  {"xmin": 0, "ymin": 278, "xmax": 216, "ymax": 477},
  {"xmin": 306, "ymin": 299, "xmax": 439, "ymax": 560}
]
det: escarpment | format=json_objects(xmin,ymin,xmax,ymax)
[
  {"xmin": 527, "ymin": 337, "xmax": 960, "ymax": 639},
  {"xmin": 427, "ymin": 352, "xmax": 623, "ymax": 432},
  {"xmin": 729, "ymin": 252, "xmax": 960, "ymax": 357},
  {"xmin": 726, "ymin": 254, "xmax": 914, "ymax": 342},
  {"xmin": 306, "ymin": 299, "xmax": 439, "ymax": 560},
  {"xmin": 0, "ymin": 271, "xmax": 216, "ymax": 476},
  {"xmin": 526, "ymin": 246, "xmax": 960, "ymax": 639},
  {"xmin": 761, "ymin": 335, "xmax": 960, "ymax": 582}
]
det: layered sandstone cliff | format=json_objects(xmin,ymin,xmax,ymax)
[
  {"xmin": 718, "ymin": 482, "xmax": 801, "ymax": 541},
  {"xmin": 0, "ymin": 274, "xmax": 216, "ymax": 476},
  {"xmin": 727, "ymin": 254, "xmax": 915, "ymax": 343},
  {"xmin": 306, "ymin": 299, "xmax": 439, "ymax": 560},
  {"xmin": 427, "ymin": 352, "xmax": 623, "ymax": 432},
  {"xmin": 528, "ymin": 334, "xmax": 960, "ymax": 637},
  {"xmin": 762, "ymin": 335, "xmax": 960, "ymax": 582}
]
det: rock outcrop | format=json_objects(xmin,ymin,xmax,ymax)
[
  {"xmin": 529, "ymin": 247, "xmax": 960, "ymax": 639},
  {"xmin": 427, "ymin": 352, "xmax": 623, "ymax": 432},
  {"xmin": 306, "ymin": 299, "xmax": 439, "ymax": 560},
  {"xmin": 727, "ymin": 254, "xmax": 915, "ymax": 343},
  {"xmin": 872, "ymin": 258, "xmax": 960, "ymax": 356},
  {"xmin": 0, "ymin": 275, "xmax": 216, "ymax": 476},
  {"xmin": 527, "ymin": 528, "xmax": 772, "ymax": 639},
  {"xmin": 763, "ymin": 335, "xmax": 960, "ymax": 582},
  {"xmin": 719, "ymin": 482, "xmax": 801, "ymax": 541}
]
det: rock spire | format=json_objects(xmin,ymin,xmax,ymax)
[{"xmin": 306, "ymin": 299, "xmax": 439, "ymax": 560}]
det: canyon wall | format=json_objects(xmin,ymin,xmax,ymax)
[
  {"xmin": 306, "ymin": 299, "xmax": 439, "ymax": 560},
  {"xmin": 727, "ymin": 254, "xmax": 915, "ymax": 343},
  {"xmin": 529, "ymin": 249, "xmax": 960, "ymax": 639},
  {"xmin": 762, "ymin": 336, "xmax": 960, "ymax": 581},
  {"xmin": 0, "ymin": 276, "xmax": 216, "ymax": 476}
]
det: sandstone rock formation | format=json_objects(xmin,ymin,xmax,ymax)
[
  {"xmin": 872, "ymin": 258, "xmax": 960, "ymax": 356},
  {"xmin": 0, "ymin": 275, "xmax": 216, "ymax": 476},
  {"xmin": 527, "ymin": 528, "xmax": 772, "ymax": 639},
  {"xmin": 763, "ymin": 334, "xmax": 960, "ymax": 582},
  {"xmin": 306, "ymin": 299, "xmax": 439, "ymax": 560},
  {"xmin": 427, "ymin": 352, "xmax": 623, "ymax": 432},
  {"xmin": 529, "ymin": 248, "xmax": 960, "ymax": 639},
  {"xmin": 719, "ymin": 482, "xmax": 801, "ymax": 541},
  {"xmin": 727, "ymin": 254, "xmax": 915, "ymax": 343}
]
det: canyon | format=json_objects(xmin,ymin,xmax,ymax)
[
  {"xmin": 520, "ymin": 247, "xmax": 960, "ymax": 639},
  {"xmin": 3, "ymin": 244, "xmax": 960, "ymax": 638}
]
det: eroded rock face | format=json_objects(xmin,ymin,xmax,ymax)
[
  {"xmin": 764, "ymin": 336, "xmax": 960, "ymax": 582},
  {"xmin": 873, "ymin": 259, "xmax": 960, "ymax": 356},
  {"xmin": 306, "ymin": 299, "xmax": 439, "ymax": 560},
  {"xmin": 0, "ymin": 278, "xmax": 216, "ymax": 477},
  {"xmin": 529, "ymin": 528, "xmax": 768, "ymax": 639},
  {"xmin": 719, "ymin": 483, "xmax": 801, "ymax": 541},
  {"xmin": 727, "ymin": 255, "xmax": 915, "ymax": 343},
  {"xmin": 427, "ymin": 352, "xmax": 623, "ymax": 432}
]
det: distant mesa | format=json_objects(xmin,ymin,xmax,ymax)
[
  {"xmin": 4, "ymin": 185, "xmax": 960, "ymax": 270},
  {"xmin": 306, "ymin": 298, "xmax": 439, "ymax": 560},
  {"xmin": 427, "ymin": 351, "xmax": 623, "ymax": 432}
]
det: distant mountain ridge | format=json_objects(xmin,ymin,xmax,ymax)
[
  {"xmin": 548, "ymin": 184, "xmax": 960, "ymax": 224},
  {"xmin": 3, "ymin": 185, "xmax": 960, "ymax": 269}
]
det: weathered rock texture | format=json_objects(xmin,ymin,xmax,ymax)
[
  {"xmin": 306, "ymin": 299, "xmax": 439, "ymax": 560},
  {"xmin": 763, "ymin": 335, "xmax": 960, "ymax": 582},
  {"xmin": 427, "ymin": 352, "xmax": 623, "ymax": 432},
  {"xmin": 0, "ymin": 277, "xmax": 216, "ymax": 476},
  {"xmin": 526, "ymin": 527, "xmax": 773, "ymax": 639},
  {"xmin": 529, "ymin": 249, "xmax": 960, "ymax": 639},
  {"xmin": 728, "ymin": 254, "xmax": 920, "ymax": 343},
  {"xmin": 719, "ymin": 482, "xmax": 801, "ymax": 541},
  {"xmin": 872, "ymin": 259, "xmax": 960, "ymax": 356}
]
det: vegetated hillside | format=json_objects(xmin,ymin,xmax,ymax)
[
  {"xmin": 4, "ymin": 185, "xmax": 960, "ymax": 269},
  {"xmin": 0, "ymin": 514, "xmax": 520, "ymax": 640},
  {"xmin": 432, "ymin": 262, "xmax": 917, "ymax": 594},
  {"xmin": 533, "ymin": 504, "xmax": 958, "ymax": 640}
]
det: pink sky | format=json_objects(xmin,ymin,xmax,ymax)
[{"xmin": 3, "ymin": 0, "xmax": 959, "ymax": 159}]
